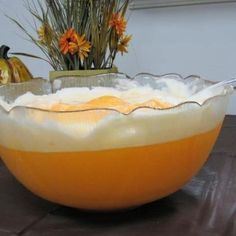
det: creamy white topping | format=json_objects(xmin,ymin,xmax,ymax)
[{"xmin": 0, "ymin": 78, "xmax": 229, "ymax": 152}]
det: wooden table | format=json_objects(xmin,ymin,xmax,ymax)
[{"xmin": 0, "ymin": 116, "xmax": 235, "ymax": 236}]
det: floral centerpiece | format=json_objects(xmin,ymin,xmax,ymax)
[{"xmin": 11, "ymin": 0, "xmax": 131, "ymax": 79}]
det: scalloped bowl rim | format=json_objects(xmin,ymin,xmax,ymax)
[{"xmin": 0, "ymin": 73, "xmax": 234, "ymax": 115}]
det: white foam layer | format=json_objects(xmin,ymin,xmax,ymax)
[
  {"xmin": 0, "ymin": 78, "xmax": 200, "ymax": 112},
  {"xmin": 0, "ymin": 78, "xmax": 229, "ymax": 152}
]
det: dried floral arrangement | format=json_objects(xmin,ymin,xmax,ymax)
[{"xmin": 10, "ymin": 0, "xmax": 131, "ymax": 71}]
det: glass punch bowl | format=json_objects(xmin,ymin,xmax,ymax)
[{"xmin": 0, "ymin": 73, "xmax": 234, "ymax": 211}]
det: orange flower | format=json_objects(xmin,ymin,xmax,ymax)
[
  {"xmin": 68, "ymin": 34, "xmax": 91, "ymax": 61},
  {"xmin": 59, "ymin": 28, "xmax": 77, "ymax": 55},
  {"xmin": 118, "ymin": 35, "xmax": 132, "ymax": 55},
  {"xmin": 59, "ymin": 29, "xmax": 91, "ymax": 61},
  {"xmin": 109, "ymin": 13, "xmax": 127, "ymax": 36}
]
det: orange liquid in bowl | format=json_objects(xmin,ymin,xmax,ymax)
[
  {"xmin": 0, "ymin": 123, "xmax": 221, "ymax": 210},
  {"xmin": 49, "ymin": 95, "xmax": 172, "ymax": 113}
]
